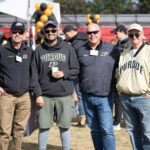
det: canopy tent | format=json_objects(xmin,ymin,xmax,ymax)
[
  {"xmin": 0, "ymin": 0, "xmax": 61, "ymax": 49},
  {"xmin": 0, "ymin": 0, "xmax": 61, "ymax": 24}
]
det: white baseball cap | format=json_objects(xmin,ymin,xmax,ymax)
[{"xmin": 128, "ymin": 23, "xmax": 143, "ymax": 32}]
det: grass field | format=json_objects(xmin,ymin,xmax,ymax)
[{"xmin": 22, "ymin": 121, "xmax": 132, "ymax": 150}]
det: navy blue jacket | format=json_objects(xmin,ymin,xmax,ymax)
[
  {"xmin": 0, "ymin": 40, "xmax": 32, "ymax": 95},
  {"xmin": 76, "ymin": 41, "xmax": 120, "ymax": 96}
]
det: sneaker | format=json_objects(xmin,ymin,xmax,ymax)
[{"xmin": 113, "ymin": 123, "xmax": 121, "ymax": 131}]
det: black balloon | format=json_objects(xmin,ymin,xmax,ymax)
[
  {"xmin": 35, "ymin": 17, "xmax": 40, "ymax": 22},
  {"xmin": 92, "ymin": 20, "xmax": 97, "ymax": 24},
  {"xmin": 90, "ymin": 15, "xmax": 94, "ymax": 20},
  {"xmin": 36, "ymin": 10, "xmax": 44, "ymax": 17},
  {"xmin": 40, "ymin": 3, "xmax": 47, "ymax": 10}
]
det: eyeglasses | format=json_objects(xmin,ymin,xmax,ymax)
[
  {"xmin": 128, "ymin": 33, "xmax": 140, "ymax": 38},
  {"xmin": 87, "ymin": 30, "xmax": 99, "ymax": 35},
  {"xmin": 44, "ymin": 29, "xmax": 57, "ymax": 34},
  {"xmin": 12, "ymin": 30, "xmax": 24, "ymax": 35}
]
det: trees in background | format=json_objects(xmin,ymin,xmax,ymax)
[
  {"xmin": 54, "ymin": 0, "xmax": 150, "ymax": 15},
  {"xmin": 139, "ymin": 0, "xmax": 150, "ymax": 13}
]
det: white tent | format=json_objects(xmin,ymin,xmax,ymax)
[
  {"xmin": 0, "ymin": 0, "xmax": 61, "ymax": 49},
  {"xmin": 0, "ymin": 0, "xmax": 61, "ymax": 24}
]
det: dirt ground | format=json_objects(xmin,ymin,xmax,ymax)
[{"xmin": 22, "ymin": 121, "xmax": 132, "ymax": 150}]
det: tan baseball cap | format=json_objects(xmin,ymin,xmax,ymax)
[{"xmin": 128, "ymin": 23, "xmax": 143, "ymax": 32}]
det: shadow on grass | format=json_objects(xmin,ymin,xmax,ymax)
[{"xmin": 22, "ymin": 143, "xmax": 62, "ymax": 150}]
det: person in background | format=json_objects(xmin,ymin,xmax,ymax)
[
  {"xmin": 111, "ymin": 23, "xmax": 131, "ymax": 130},
  {"xmin": 117, "ymin": 23, "xmax": 150, "ymax": 150},
  {"xmin": 63, "ymin": 25, "xmax": 87, "ymax": 127},
  {"xmin": 76, "ymin": 23, "xmax": 120, "ymax": 150},
  {"xmin": 112, "ymin": 24, "xmax": 131, "ymax": 52},
  {"xmin": 0, "ymin": 30, "xmax": 7, "ymax": 46},
  {"xmin": 31, "ymin": 18, "xmax": 79, "ymax": 150},
  {"xmin": 0, "ymin": 21, "xmax": 32, "ymax": 150}
]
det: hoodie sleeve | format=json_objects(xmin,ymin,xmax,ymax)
[
  {"xmin": 63, "ymin": 46, "xmax": 80, "ymax": 80},
  {"xmin": 30, "ymin": 49, "xmax": 42, "ymax": 98}
]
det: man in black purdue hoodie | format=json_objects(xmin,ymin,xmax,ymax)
[{"xmin": 31, "ymin": 19, "xmax": 79, "ymax": 150}]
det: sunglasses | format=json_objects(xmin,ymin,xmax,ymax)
[
  {"xmin": 87, "ymin": 30, "xmax": 99, "ymax": 35},
  {"xmin": 128, "ymin": 33, "xmax": 140, "ymax": 38},
  {"xmin": 44, "ymin": 29, "xmax": 57, "ymax": 34},
  {"xmin": 12, "ymin": 30, "xmax": 24, "ymax": 35}
]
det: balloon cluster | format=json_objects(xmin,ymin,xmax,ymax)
[
  {"xmin": 87, "ymin": 14, "xmax": 100, "ymax": 25},
  {"xmin": 34, "ymin": 3, "xmax": 54, "ymax": 34}
]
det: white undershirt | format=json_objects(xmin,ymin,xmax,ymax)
[{"xmin": 129, "ymin": 49, "xmax": 138, "ymax": 57}]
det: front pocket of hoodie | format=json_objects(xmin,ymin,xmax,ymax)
[{"xmin": 60, "ymin": 80, "xmax": 74, "ymax": 92}]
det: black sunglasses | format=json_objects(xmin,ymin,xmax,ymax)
[
  {"xmin": 44, "ymin": 29, "xmax": 57, "ymax": 34},
  {"xmin": 87, "ymin": 30, "xmax": 99, "ymax": 35},
  {"xmin": 12, "ymin": 30, "xmax": 24, "ymax": 35},
  {"xmin": 128, "ymin": 33, "xmax": 140, "ymax": 38}
]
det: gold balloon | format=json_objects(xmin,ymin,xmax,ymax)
[
  {"xmin": 36, "ymin": 21, "xmax": 44, "ymax": 28},
  {"xmin": 94, "ymin": 14, "xmax": 100, "ymax": 20},
  {"xmin": 44, "ymin": 9, "xmax": 52, "ymax": 16},
  {"xmin": 87, "ymin": 18, "xmax": 92, "ymax": 24},
  {"xmin": 87, "ymin": 14, "xmax": 91, "ymax": 19},
  {"xmin": 47, "ymin": 3, "xmax": 53, "ymax": 10},
  {"xmin": 35, "ymin": 27, "xmax": 41, "ymax": 34},
  {"xmin": 35, "ymin": 3, "xmax": 40, "ymax": 10},
  {"xmin": 96, "ymin": 19, "xmax": 100, "ymax": 23},
  {"xmin": 40, "ymin": 15, "xmax": 48, "ymax": 23}
]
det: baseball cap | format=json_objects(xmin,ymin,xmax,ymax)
[
  {"xmin": 63, "ymin": 25, "xmax": 77, "ymax": 34},
  {"xmin": 11, "ymin": 22, "xmax": 25, "ymax": 33},
  {"xmin": 111, "ymin": 24, "xmax": 126, "ymax": 33},
  {"xmin": 128, "ymin": 23, "xmax": 143, "ymax": 32},
  {"xmin": 43, "ymin": 19, "xmax": 58, "ymax": 29}
]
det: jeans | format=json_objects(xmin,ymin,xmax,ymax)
[
  {"xmin": 74, "ymin": 79, "xmax": 85, "ymax": 116},
  {"xmin": 113, "ymin": 92, "xmax": 122, "ymax": 125},
  {"xmin": 82, "ymin": 94, "xmax": 115, "ymax": 150},
  {"xmin": 120, "ymin": 94, "xmax": 150, "ymax": 150}
]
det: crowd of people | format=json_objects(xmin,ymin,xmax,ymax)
[{"xmin": 0, "ymin": 17, "xmax": 150, "ymax": 150}]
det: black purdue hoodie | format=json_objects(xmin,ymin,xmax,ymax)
[{"xmin": 31, "ymin": 37, "xmax": 79, "ymax": 98}]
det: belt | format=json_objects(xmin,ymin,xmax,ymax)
[{"xmin": 120, "ymin": 93, "xmax": 150, "ymax": 98}]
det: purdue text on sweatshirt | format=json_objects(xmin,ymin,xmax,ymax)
[
  {"xmin": 117, "ymin": 44, "xmax": 150, "ymax": 95},
  {"xmin": 31, "ymin": 37, "xmax": 79, "ymax": 98}
]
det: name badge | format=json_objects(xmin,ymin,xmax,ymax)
[
  {"xmin": 16, "ymin": 55, "xmax": 22, "ymax": 62},
  {"xmin": 90, "ymin": 50, "xmax": 98, "ymax": 56}
]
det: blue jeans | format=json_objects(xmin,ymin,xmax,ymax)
[
  {"xmin": 112, "ymin": 92, "xmax": 122, "ymax": 125},
  {"xmin": 82, "ymin": 94, "xmax": 115, "ymax": 150},
  {"xmin": 120, "ymin": 94, "xmax": 150, "ymax": 150},
  {"xmin": 74, "ymin": 79, "xmax": 85, "ymax": 116}
]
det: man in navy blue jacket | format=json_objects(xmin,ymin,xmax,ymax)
[{"xmin": 76, "ymin": 23, "xmax": 120, "ymax": 150}]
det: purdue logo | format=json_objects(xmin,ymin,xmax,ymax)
[{"xmin": 120, "ymin": 60, "xmax": 143, "ymax": 74}]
